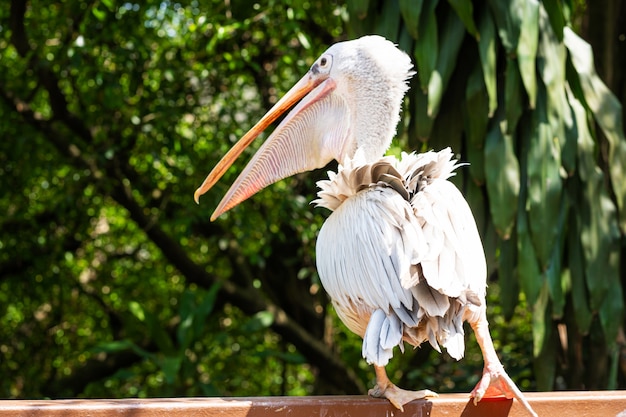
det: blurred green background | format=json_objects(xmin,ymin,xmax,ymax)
[{"xmin": 1, "ymin": 0, "xmax": 624, "ymax": 398}]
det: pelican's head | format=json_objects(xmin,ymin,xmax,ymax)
[{"xmin": 195, "ymin": 35, "xmax": 414, "ymax": 220}]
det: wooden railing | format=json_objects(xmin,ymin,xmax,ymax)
[{"xmin": 2, "ymin": 392, "xmax": 626, "ymax": 416}]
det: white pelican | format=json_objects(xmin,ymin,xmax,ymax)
[{"xmin": 194, "ymin": 35, "xmax": 537, "ymax": 416}]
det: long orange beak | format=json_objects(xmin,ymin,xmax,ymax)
[
  {"xmin": 194, "ymin": 74, "xmax": 320, "ymax": 205},
  {"xmin": 194, "ymin": 68, "xmax": 346, "ymax": 221}
]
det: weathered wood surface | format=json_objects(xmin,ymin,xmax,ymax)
[{"xmin": 1, "ymin": 391, "xmax": 626, "ymax": 416}]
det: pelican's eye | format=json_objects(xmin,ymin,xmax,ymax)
[{"xmin": 312, "ymin": 54, "xmax": 333, "ymax": 75}]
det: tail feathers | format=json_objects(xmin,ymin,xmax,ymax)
[
  {"xmin": 362, "ymin": 309, "xmax": 404, "ymax": 366},
  {"xmin": 403, "ymin": 303, "xmax": 468, "ymax": 361}
]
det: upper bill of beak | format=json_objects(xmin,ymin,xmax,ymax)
[{"xmin": 194, "ymin": 70, "xmax": 342, "ymax": 221}]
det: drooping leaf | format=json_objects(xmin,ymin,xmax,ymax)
[
  {"xmin": 157, "ymin": 355, "xmax": 183, "ymax": 385},
  {"xmin": 375, "ymin": 0, "xmax": 401, "ymax": 41},
  {"xmin": 532, "ymin": 282, "xmax": 556, "ymax": 391},
  {"xmin": 579, "ymin": 174, "xmax": 620, "ymax": 312},
  {"xmin": 483, "ymin": 218, "xmax": 500, "ymax": 277},
  {"xmin": 566, "ymin": 217, "xmax": 592, "ymax": 335},
  {"xmin": 466, "ymin": 179, "xmax": 486, "ymax": 238},
  {"xmin": 484, "ymin": 115, "xmax": 519, "ymax": 240},
  {"xmin": 486, "ymin": 0, "xmax": 522, "ymax": 54},
  {"xmin": 544, "ymin": 195, "xmax": 567, "ymax": 319},
  {"xmin": 516, "ymin": 0, "xmax": 539, "ymax": 108},
  {"xmin": 413, "ymin": 83, "xmax": 435, "ymax": 141},
  {"xmin": 398, "ymin": 25, "xmax": 415, "ymax": 54},
  {"xmin": 477, "ymin": 5, "xmax": 497, "ymax": 116},
  {"xmin": 429, "ymin": 72, "xmax": 464, "ymax": 153},
  {"xmin": 541, "ymin": 0, "xmax": 565, "ymax": 41},
  {"xmin": 447, "ymin": 0, "xmax": 479, "ymax": 39},
  {"xmin": 464, "ymin": 63, "xmax": 488, "ymax": 184},
  {"xmin": 517, "ymin": 211, "xmax": 543, "ymax": 307},
  {"xmin": 192, "ymin": 283, "xmax": 221, "ymax": 336},
  {"xmin": 428, "ymin": 8, "xmax": 466, "ymax": 118},
  {"xmin": 413, "ymin": 0, "xmax": 439, "ymax": 91},
  {"xmin": 400, "ymin": 0, "xmax": 424, "ymax": 39},
  {"xmin": 532, "ymin": 281, "xmax": 550, "ymax": 358},
  {"xmin": 599, "ymin": 270, "xmax": 624, "ymax": 351},
  {"xmin": 566, "ymin": 80, "xmax": 622, "ymax": 314},
  {"xmin": 564, "ymin": 27, "xmax": 626, "ymax": 233},
  {"xmin": 498, "ymin": 235, "xmax": 519, "ymax": 320},
  {"xmin": 517, "ymin": 117, "xmax": 543, "ymax": 306},
  {"xmin": 526, "ymin": 82, "xmax": 562, "ymax": 269},
  {"xmin": 504, "ymin": 57, "xmax": 523, "ymax": 134},
  {"xmin": 537, "ymin": 5, "xmax": 574, "ymax": 173}
]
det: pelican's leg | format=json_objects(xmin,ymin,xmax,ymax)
[
  {"xmin": 368, "ymin": 365, "xmax": 437, "ymax": 411},
  {"xmin": 469, "ymin": 309, "xmax": 538, "ymax": 417}
]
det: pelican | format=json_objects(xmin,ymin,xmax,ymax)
[{"xmin": 194, "ymin": 35, "xmax": 537, "ymax": 416}]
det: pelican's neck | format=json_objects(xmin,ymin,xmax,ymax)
[
  {"xmin": 352, "ymin": 79, "xmax": 405, "ymax": 162},
  {"xmin": 340, "ymin": 39, "xmax": 413, "ymax": 163}
]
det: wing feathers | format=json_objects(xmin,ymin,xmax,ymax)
[{"xmin": 316, "ymin": 148, "xmax": 486, "ymax": 366}]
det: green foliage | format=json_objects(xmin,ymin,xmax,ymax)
[{"xmin": 0, "ymin": 0, "xmax": 338, "ymax": 398}]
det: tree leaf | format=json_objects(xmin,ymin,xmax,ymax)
[
  {"xmin": 564, "ymin": 27, "xmax": 626, "ymax": 233},
  {"xmin": 499, "ymin": 235, "xmax": 519, "ymax": 320},
  {"xmin": 566, "ymin": 80, "xmax": 622, "ymax": 313},
  {"xmin": 579, "ymin": 174, "xmax": 620, "ymax": 312},
  {"xmin": 464, "ymin": 63, "xmax": 488, "ymax": 184},
  {"xmin": 599, "ymin": 270, "xmax": 624, "ymax": 350},
  {"xmin": 413, "ymin": 0, "xmax": 439, "ymax": 91},
  {"xmin": 544, "ymin": 195, "xmax": 567, "ymax": 319},
  {"xmin": 157, "ymin": 355, "xmax": 182, "ymax": 385},
  {"xmin": 90, "ymin": 339, "xmax": 136, "ymax": 354},
  {"xmin": 429, "ymin": 62, "xmax": 465, "ymax": 154},
  {"xmin": 375, "ymin": 0, "xmax": 401, "ymax": 40},
  {"xmin": 516, "ymin": 0, "xmax": 539, "ymax": 108},
  {"xmin": 486, "ymin": 0, "xmax": 522, "ymax": 54},
  {"xmin": 532, "ymin": 281, "xmax": 550, "ymax": 358},
  {"xmin": 517, "ymin": 212, "xmax": 543, "ymax": 307},
  {"xmin": 243, "ymin": 310, "xmax": 275, "ymax": 333},
  {"xmin": 566, "ymin": 209, "xmax": 592, "ymax": 335},
  {"xmin": 484, "ymin": 115, "xmax": 520, "ymax": 239},
  {"xmin": 129, "ymin": 301, "xmax": 146, "ymax": 322},
  {"xmin": 412, "ymin": 83, "xmax": 435, "ymax": 141},
  {"xmin": 541, "ymin": 0, "xmax": 565, "ymax": 41},
  {"xmin": 447, "ymin": 0, "xmax": 479, "ymax": 39},
  {"xmin": 537, "ymin": 4, "xmax": 574, "ymax": 173},
  {"xmin": 526, "ymin": 81, "xmax": 562, "ymax": 269},
  {"xmin": 477, "ymin": 5, "xmax": 497, "ymax": 116},
  {"xmin": 400, "ymin": 0, "xmax": 424, "ymax": 39},
  {"xmin": 517, "ymin": 117, "xmax": 543, "ymax": 306},
  {"xmin": 428, "ymin": 8, "xmax": 466, "ymax": 118},
  {"xmin": 465, "ymin": 179, "xmax": 487, "ymax": 239},
  {"xmin": 504, "ymin": 57, "xmax": 523, "ymax": 134},
  {"xmin": 532, "ymin": 282, "xmax": 556, "ymax": 391}
]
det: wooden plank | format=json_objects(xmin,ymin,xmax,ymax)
[{"xmin": 1, "ymin": 392, "xmax": 625, "ymax": 417}]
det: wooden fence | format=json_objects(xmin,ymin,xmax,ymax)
[{"xmin": 2, "ymin": 392, "xmax": 626, "ymax": 416}]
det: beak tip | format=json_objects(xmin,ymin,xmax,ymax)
[{"xmin": 193, "ymin": 189, "xmax": 202, "ymax": 204}]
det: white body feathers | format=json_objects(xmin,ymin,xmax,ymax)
[{"xmin": 315, "ymin": 148, "xmax": 486, "ymax": 366}]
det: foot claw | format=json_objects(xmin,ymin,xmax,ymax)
[
  {"xmin": 471, "ymin": 366, "xmax": 538, "ymax": 417},
  {"xmin": 369, "ymin": 383, "xmax": 437, "ymax": 411}
]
